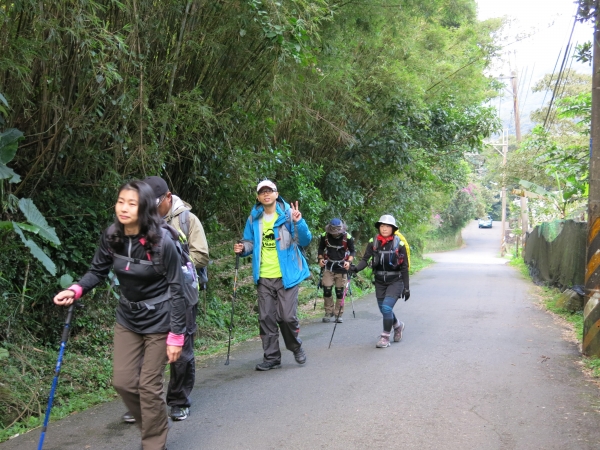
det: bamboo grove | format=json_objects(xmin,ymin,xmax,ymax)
[{"xmin": 0, "ymin": 0, "xmax": 502, "ymax": 431}]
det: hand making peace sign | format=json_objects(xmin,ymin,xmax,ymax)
[{"xmin": 290, "ymin": 201, "xmax": 302, "ymax": 223}]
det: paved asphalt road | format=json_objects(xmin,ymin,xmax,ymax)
[{"xmin": 4, "ymin": 220, "xmax": 600, "ymax": 450}]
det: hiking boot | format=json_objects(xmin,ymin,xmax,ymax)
[
  {"xmin": 169, "ymin": 406, "xmax": 189, "ymax": 421},
  {"xmin": 293, "ymin": 347, "xmax": 307, "ymax": 364},
  {"xmin": 335, "ymin": 316, "xmax": 343, "ymax": 323},
  {"xmin": 376, "ymin": 334, "xmax": 390, "ymax": 348},
  {"xmin": 122, "ymin": 411, "xmax": 135, "ymax": 423},
  {"xmin": 255, "ymin": 361, "xmax": 282, "ymax": 371},
  {"xmin": 322, "ymin": 314, "xmax": 333, "ymax": 323},
  {"xmin": 393, "ymin": 321, "xmax": 405, "ymax": 342}
]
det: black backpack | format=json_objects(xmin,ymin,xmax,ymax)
[
  {"xmin": 107, "ymin": 223, "xmax": 199, "ymax": 308},
  {"xmin": 370, "ymin": 235, "xmax": 405, "ymax": 270},
  {"xmin": 178, "ymin": 210, "xmax": 208, "ymax": 287}
]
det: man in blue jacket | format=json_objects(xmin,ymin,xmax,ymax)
[{"xmin": 233, "ymin": 180, "xmax": 312, "ymax": 371}]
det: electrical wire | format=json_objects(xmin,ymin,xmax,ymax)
[
  {"xmin": 543, "ymin": 4, "xmax": 579, "ymax": 129},
  {"xmin": 520, "ymin": 63, "xmax": 535, "ymax": 119},
  {"xmin": 516, "ymin": 66, "xmax": 528, "ymax": 122},
  {"xmin": 547, "ymin": 42, "xmax": 578, "ymax": 129}
]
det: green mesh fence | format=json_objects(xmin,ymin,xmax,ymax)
[
  {"xmin": 524, "ymin": 220, "xmax": 585, "ymax": 288},
  {"xmin": 536, "ymin": 220, "xmax": 565, "ymax": 242}
]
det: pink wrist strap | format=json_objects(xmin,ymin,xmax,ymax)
[
  {"xmin": 67, "ymin": 284, "xmax": 83, "ymax": 300},
  {"xmin": 166, "ymin": 332, "xmax": 184, "ymax": 346}
]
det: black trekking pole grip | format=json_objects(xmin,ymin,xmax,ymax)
[{"xmin": 61, "ymin": 304, "xmax": 76, "ymax": 342}]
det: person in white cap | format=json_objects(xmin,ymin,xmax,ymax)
[
  {"xmin": 351, "ymin": 214, "xmax": 409, "ymax": 348},
  {"xmin": 233, "ymin": 180, "xmax": 312, "ymax": 370}
]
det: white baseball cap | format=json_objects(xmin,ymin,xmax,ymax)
[{"xmin": 256, "ymin": 180, "xmax": 277, "ymax": 192}]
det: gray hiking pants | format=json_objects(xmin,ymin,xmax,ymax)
[{"xmin": 257, "ymin": 278, "xmax": 302, "ymax": 363}]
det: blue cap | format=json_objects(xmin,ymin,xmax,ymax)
[{"xmin": 329, "ymin": 218, "xmax": 342, "ymax": 226}]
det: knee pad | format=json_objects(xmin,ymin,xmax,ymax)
[
  {"xmin": 380, "ymin": 304, "xmax": 394, "ymax": 315},
  {"xmin": 335, "ymin": 287, "xmax": 344, "ymax": 299},
  {"xmin": 323, "ymin": 286, "xmax": 333, "ymax": 297}
]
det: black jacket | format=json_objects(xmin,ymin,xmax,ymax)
[
  {"xmin": 356, "ymin": 236, "xmax": 409, "ymax": 288},
  {"xmin": 75, "ymin": 228, "xmax": 187, "ymax": 335}
]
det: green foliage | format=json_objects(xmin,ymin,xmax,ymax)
[
  {"xmin": 0, "ymin": 129, "xmax": 23, "ymax": 183},
  {"xmin": 583, "ymin": 357, "xmax": 600, "ymax": 378},
  {"xmin": 428, "ymin": 183, "xmax": 480, "ymax": 242},
  {"xmin": 511, "ymin": 125, "xmax": 588, "ymax": 223},
  {"xmin": 0, "ymin": 101, "xmax": 62, "ymax": 275}
]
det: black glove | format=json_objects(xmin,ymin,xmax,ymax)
[
  {"xmin": 349, "ymin": 264, "xmax": 358, "ymax": 274},
  {"xmin": 403, "ymin": 288, "xmax": 410, "ymax": 301}
]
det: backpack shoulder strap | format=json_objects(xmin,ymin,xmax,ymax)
[{"xmin": 179, "ymin": 210, "xmax": 190, "ymax": 238}]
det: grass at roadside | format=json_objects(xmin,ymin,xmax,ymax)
[
  {"xmin": 425, "ymin": 232, "xmax": 464, "ymax": 253},
  {"xmin": 508, "ymin": 256, "xmax": 600, "ymax": 379},
  {"xmin": 410, "ymin": 255, "xmax": 435, "ymax": 274}
]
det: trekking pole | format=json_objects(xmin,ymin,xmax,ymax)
[
  {"xmin": 313, "ymin": 267, "xmax": 324, "ymax": 311},
  {"xmin": 349, "ymin": 285, "xmax": 356, "ymax": 319},
  {"xmin": 328, "ymin": 273, "xmax": 352, "ymax": 349},
  {"xmin": 348, "ymin": 264, "xmax": 356, "ymax": 318},
  {"xmin": 38, "ymin": 302, "xmax": 80, "ymax": 450},
  {"xmin": 225, "ymin": 245, "xmax": 241, "ymax": 365}
]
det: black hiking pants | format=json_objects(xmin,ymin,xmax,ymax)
[{"xmin": 166, "ymin": 331, "xmax": 195, "ymax": 408}]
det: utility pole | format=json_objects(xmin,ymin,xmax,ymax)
[
  {"xmin": 511, "ymin": 70, "xmax": 522, "ymax": 142},
  {"xmin": 488, "ymin": 130, "xmax": 508, "ymax": 254},
  {"xmin": 511, "ymin": 70, "xmax": 529, "ymax": 241},
  {"xmin": 584, "ymin": 15, "xmax": 600, "ymax": 357}
]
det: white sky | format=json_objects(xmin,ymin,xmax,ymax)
[{"xmin": 477, "ymin": 0, "xmax": 593, "ymax": 134}]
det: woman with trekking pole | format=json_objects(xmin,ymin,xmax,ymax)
[
  {"xmin": 350, "ymin": 215, "xmax": 409, "ymax": 348},
  {"xmin": 53, "ymin": 180, "xmax": 186, "ymax": 450}
]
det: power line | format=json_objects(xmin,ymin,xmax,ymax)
[
  {"xmin": 517, "ymin": 66, "xmax": 528, "ymax": 120},
  {"xmin": 540, "ymin": 47, "xmax": 564, "ymax": 112},
  {"xmin": 547, "ymin": 43, "xmax": 578, "ymax": 129},
  {"xmin": 544, "ymin": 2, "xmax": 579, "ymax": 129},
  {"xmin": 543, "ymin": 9, "xmax": 578, "ymax": 129},
  {"xmin": 520, "ymin": 63, "xmax": 535, "ymax": 119}
]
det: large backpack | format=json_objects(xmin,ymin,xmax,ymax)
[
  {"xmin": 321, "ymin": 231, "xmax": 352, "ymax": 261},
  {"xmin": 177, "ymin": 209, "xmax": 208, "ymax": 287},
  {"xmin": 107, "ymin": 223, "xmax": 199, "ymax": 309},
  {"xmin": 394, "ymin": 231, "xmax": 411, "ymax": 269}
]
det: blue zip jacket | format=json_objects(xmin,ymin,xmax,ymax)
[{"xmin": 240, "ymin": 197, "xmax": 312, "ymax": 288}]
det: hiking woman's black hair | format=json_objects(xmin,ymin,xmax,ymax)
[{"xmin": 107, "ymin": 180, "xmax": 162, "ymax": 253}]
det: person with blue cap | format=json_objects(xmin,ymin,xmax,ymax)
[{"xmin": 317, "ymin": 218, "xmax": 355, "ymax": 323}]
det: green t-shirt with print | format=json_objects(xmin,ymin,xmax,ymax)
[{"xmin": 260, "ymin": 212, "xmax": 282, "ymax": 278}]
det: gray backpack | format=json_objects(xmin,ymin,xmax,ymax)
[{"xmin": 178, "ymin": 210, "xmax": 208, "ymax": 287}]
